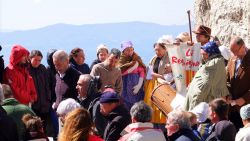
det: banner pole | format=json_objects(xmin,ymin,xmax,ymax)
[{"xmin": 187, "ymin": 10, "xmax": 193, "ymax": 43}]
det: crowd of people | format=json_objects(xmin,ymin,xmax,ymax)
[{"xmin": 0, "ymin": 24, "xmax": 250, "ymax": 141}]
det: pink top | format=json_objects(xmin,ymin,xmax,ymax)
[{"xmin": 122, "ymin": 66, "xmax": 145, "ymax": 78}]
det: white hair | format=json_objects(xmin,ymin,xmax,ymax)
[
  {"xmin": 56, "ymin": 98, "xmax": 81, "ymax": 116},
  {"xmin": 167, "ymin": 110, "xmax": 191, "ymax": 129}
]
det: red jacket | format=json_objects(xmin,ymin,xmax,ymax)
[
  {"xmin": 88, "ymin": 135, "xmax": 103, "ymax": 141},
  {"xmin": 3, "ymin": 45, "xmax": 37, "ymax": 105}
]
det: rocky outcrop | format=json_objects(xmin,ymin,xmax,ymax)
[{"xmin": 194, "ymin": 0, "xmax": 249, "ymax": 47}]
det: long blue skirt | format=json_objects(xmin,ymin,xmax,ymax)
[{"xmin": 121, "ymin": 73, "xmax": 144, "ymax": 110}]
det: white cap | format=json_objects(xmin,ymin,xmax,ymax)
[
  {"xmin": 219, "ymin": 45, "xmax": 231, "ymax": 60},
  {"xmin": 190, "ymin": 102, "xmax": 209, "ymax": 123},
  {"xmin": 157, "ymin": 35, "xmax": 174, "ymax": 44},
  {"xmin": 176, "ymin": 32, "xmax": 191, "ymax": 42},
  {"xmin": 97, "ymin": 44, "xmax": 109, "ymax": 53}
]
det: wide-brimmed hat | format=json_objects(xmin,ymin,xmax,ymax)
[{"xmin": 192, "ymin": 25, "xmax": 211, "ymax": 36}]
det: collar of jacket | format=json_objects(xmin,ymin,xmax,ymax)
[
  {"xmin": 202, "ymin": 54, "xmax": 223, "ymax": 64},
  {"xmin": 2, "ymin": 98, "xmax": 19, "ymax": 106},
  {"xmin": 105, "ymin": 104, "xmax": 126, "ymax": 121}
]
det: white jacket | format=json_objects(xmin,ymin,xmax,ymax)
[{"xmin": 119, "ymin": 122, "xmax": 166, "ymax": 141}]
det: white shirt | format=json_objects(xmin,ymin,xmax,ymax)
[
  {"xmin": 235, "ymin": 123, "xmax": 250, "ymax": 141},
  {"xmin": 235, "ymin": 58, "xmax": 241, "ymax": 78}
]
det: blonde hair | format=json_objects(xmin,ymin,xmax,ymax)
[{"xmin": 58, "ymin": 108, "xmax": 92, "ymax": 141}]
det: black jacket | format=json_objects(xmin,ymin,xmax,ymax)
[
  {"xmin": 30, "ymin": 64, "xmax": 51, "ymax": 113},
  {"xmin": 46, "ymin": 49, "xmax": 57, "ymax": 102},
  {"xmin": 0, "ymin": 56, "xmax": 4, "ymax": 83},
  {"xmin": 70, "ymin": 58, "xmax": 90, "ymax": 74},
  {"xmin": 206, "ymin": 120, "xmax": 236, "ymax": 141},
  {"xmin": 56, "ymin": 66, "xmax": 81, "ymax": 100},
  {"xmin": 103, "ymin": 104, "xmax": 131, "ymax": 141},
  {"xmin": 78, "ymin": 92, "xmax": 101, "ymax": 110},
  {"xmin": 0, "ymin": 106, "xmax": 19, "ymax": 141},
  {"xmin": 88, "ymin": 97, "xmax": 108, "ymax": 137}
]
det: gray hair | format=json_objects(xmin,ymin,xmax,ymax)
[
  {"xmin": 79, "ymin": 74, "xmax": 92, "ymax": 86},
  {"xmin": 130, "ymin": 101, "xmax": 152, "ymax": 122},
  {"xmin": 53, "ymin": 50, "xmax": 69, "ymax": 62},
  {"xmin": 167, "ymin": 110, "xmax": 191, "ymax": 129}
]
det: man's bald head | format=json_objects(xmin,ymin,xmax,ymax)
[
  {"xmin": 230, "ymin": 36, "xmax": 245, "ymax": 47},
  {"xmin": 230, "ymin": 36, "xmax": 246, "ymax": 58}
]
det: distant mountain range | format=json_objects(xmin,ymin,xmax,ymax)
[{"xmin": 0, "ymin": 22, "xmax": 190, "ymax": 66}]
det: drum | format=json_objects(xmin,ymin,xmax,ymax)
[{"xmin": 151, "ymin": 84, "xmax": 176, "ymax": 115}]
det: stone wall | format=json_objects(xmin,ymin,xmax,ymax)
[{"xmin": 194, "ymin": 0, "xmax": 250, "ymax": 47}]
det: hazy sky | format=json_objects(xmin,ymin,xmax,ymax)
[{"xmin": 0, "ymin": 0, "xmax": 195, "ymax": 31}]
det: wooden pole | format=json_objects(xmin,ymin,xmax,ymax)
[{"xmin": 187, "ymin": 10, "xmax": 193, "ymax": 43}]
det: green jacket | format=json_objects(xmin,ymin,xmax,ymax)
[
  {"xmin": 184, "ymin": 55, "xmax": 229, "ymax": 111},
  {"xmin": 2, "ymin": 98, "xmax": 36, "ymax": 139}
]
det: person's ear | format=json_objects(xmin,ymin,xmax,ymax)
[
  {"xmin": 173, "ymin": 124, "xmax": 180, "ymax": 132},
  {"xmin": 211, "ymin": 111, "xmax": 217, "ymax": 119}
]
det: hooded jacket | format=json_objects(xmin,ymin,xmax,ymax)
[
  {"xmin": 46, "ymin": 49, "xmax": 57, "ymax": 102},
  {"xmin": 3, "ymin": 45, "xmax": 37, "ymax": 105},
  {"xmin": 184, "ymin": 54, "xmax": 229, "ymax": 111}
]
